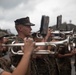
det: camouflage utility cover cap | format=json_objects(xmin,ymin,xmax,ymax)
[
  {"xmin": 14, "ymin": 17, "xmax": 35, "ymax": 26},
  {"xmin": 0, "ymin": 31, "xmax": 8, "ymax": 38}
]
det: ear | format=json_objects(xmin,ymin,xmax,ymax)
[{"xmin": 17, "ymin": 25, "xmax": 23, "ymax": 31}]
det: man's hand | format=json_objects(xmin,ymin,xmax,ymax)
[{"xmin": 23, "ymin": 38, "xmax": 35, "ymax": 54}]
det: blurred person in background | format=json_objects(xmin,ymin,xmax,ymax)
[{"xmin": 0, "ymin": 37, "xmax": 35, "ymax": 75}]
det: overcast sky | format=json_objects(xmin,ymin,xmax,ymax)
[{"xmin": 0, "ymin": 0, "xmax": 76, "ymax": 34}]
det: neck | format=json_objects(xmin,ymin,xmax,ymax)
[
  {"xmin": 18, "ymin": 33, "xmax": 26, "ymax": 40},
  {"xmin": 18, "ymin": 33, "xmax": 30, "ymax": 40}
]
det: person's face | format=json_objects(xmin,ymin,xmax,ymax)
[
  {"xmin": 3, "ymin": 37, "xmax": 9, "ymax": 43},
  {"xmin": 21, "ymin": 25, "xmax": 32, "ymax": 36}
]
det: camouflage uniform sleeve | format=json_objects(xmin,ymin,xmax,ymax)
[{"xmin": 0, "ymin": 68, "xmax": 4, "ymax": 75}]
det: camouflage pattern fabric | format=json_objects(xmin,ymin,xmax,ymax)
[
  {"xmin": 57, "ymin": 45, "xmax": 71, "ymax": 75},
  {"xmin": 0, "ymin": 57, "xmax": 13, "ymax": 73},
  {"xmin": 30, "ymin": 55, "xmax": 59, "ymax": 75},
  {"xmin": 31, "ymin": 55, "xmax": 50, "ymax": 75},
  {"xmin": 47, "ymin": 55, "xmax": 59, "ymax": 75}
]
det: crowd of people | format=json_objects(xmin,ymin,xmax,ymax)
[{"xmin": 0, "ymin": 16, "xmax": 76, "ymax": 75}]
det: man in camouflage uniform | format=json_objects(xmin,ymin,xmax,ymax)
[
  {"xmin": 49, "ymin": 33, "xmax": 76, "ymax": 75},
  {"xmin": 0, "ymin": 31, "xmax": 15, "ymax": 73},
  {"xmin": 10, "ymin": 17, "xmax": 35, "ymax": 68},
  {"xmin": 56, "ymin": 44, "xmax": 76, "ymax": 75},
  {"xmin": 0, "ymin": 31, "xmax": 9, "ymax": 57},
  {"xmin": 10, "ymin": 17, "xmax": 34, "ymax": 75},
  {"xmin": 11, "ymin": 16, "xmax": 57, "ymax": 75},
  {"xmin": 0, "ymin": 34, "xmax": 36, "ymax": 75}
]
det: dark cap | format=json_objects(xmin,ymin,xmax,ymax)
[
  {"xmin": 0, "ymin": 31, "xmax": 9, "ymax": 39},
  {"xmin": 14, "ymin": 17, "xmax": 35, "ymax": 26}
]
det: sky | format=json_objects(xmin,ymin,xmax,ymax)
[{"xmin": 0, "ymin": 0, "xmax": 76, "ymax": 34}]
